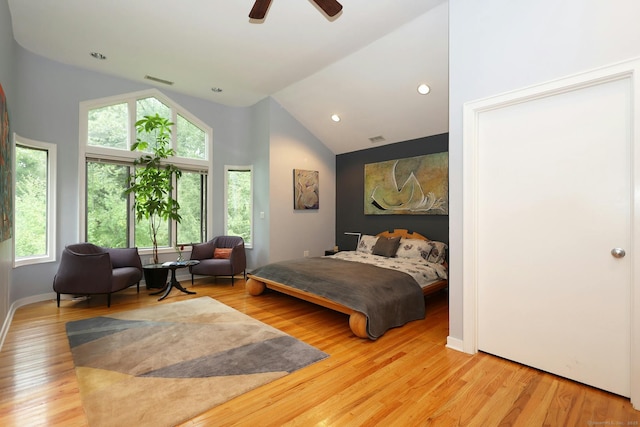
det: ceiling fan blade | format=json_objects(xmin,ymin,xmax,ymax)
[
  {"xmin": 249, "ymin": 0, "xmax": 272, "ymax": 19},
  {"xmin": 311, "ymin": 0, "xmax": 343, "ymax": 17}
]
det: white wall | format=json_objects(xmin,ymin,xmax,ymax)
[
  {"xmin": 269, "ymin": 98, "xmax": 336, "ymax": 262},
  {"xmin": 449, "ymin": 0, "xmax": 640, "ymax": 342}
]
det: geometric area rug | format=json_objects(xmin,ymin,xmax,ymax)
[{"xmin": 65, "ymin": 296, "xmax": 329, "ymax": 427}]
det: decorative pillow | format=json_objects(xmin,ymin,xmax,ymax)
[
  {"xmin": 214, "ymin": 248, "xmax": 232, "ymax": 259},
  {"xmin": 396, "ymin": 238, "xmax": 433, "ymax": 261},
  {"xmin": 357, "ymin": 235, "xmax": 378, "ymax": 254},
  {"xmin": 372, "ymin": 236, "xmax": 401, "ymax": 258},
  {"xmin": 426, "ymin": 241, "xmax": 448, "ymax": 264}
]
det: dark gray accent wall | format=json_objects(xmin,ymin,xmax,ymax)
[{"xmin": 335, "ymin": 133, "xmax": 448, "ymax": 251}]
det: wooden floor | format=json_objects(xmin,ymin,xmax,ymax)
[{"xmin": 1, "ymin": 278, "xmax": 638, "ymax": 427}]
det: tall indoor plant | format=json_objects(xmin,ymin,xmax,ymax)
[{"xmin": 125, "ymin": 113, "xmax": 182, "ymax": 265}]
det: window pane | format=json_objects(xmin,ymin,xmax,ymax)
[
  {"xmin": 86, "ymin": 162, "xmax": 129, "ymax": 247},
  {"xmin": 226, "ymin": 169, "xmax": 252, "ymax": 246},
  {"xmin": 177, "ymin": 171, "xmax": 206, "ymax": 244},
  {"xmin": 88, "ymin": 103, "xmax": 128, "ymax": 149},
  {"xmin": 135, "ymin": 215, "xmax": 169, "ymax": 250},
  {"xmin": 176, "ymin": 114, "xmax": 206, "ymax": 160},
  {"xmin": 136, "ymin": 97, "xmax": 171, "ymax": 153},
  {"xmin": 15, "ymin": 145, "xmax": 47, "ymax": 257}
]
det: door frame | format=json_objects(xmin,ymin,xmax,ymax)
[{"xmin": 461, "ymin": 57, "xmax": 640, "ymax": 408}]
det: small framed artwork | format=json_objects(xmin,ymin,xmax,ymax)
[{"xmin": 293, "ymin": 169, "xmax": 319, "ymax": 210}]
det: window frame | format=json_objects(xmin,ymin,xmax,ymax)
[
  {"xmin": 223, "ymin": 165, "xmax": 253, "ymax": 249},
  {"xmin": 176, "ymin": 168, "xmax": 209, "ymax": 247},
  {"xmin": 13, "ymin": 133, "xmax": 57, "ymax": 267},
  {"xmin": 79, "ymin": 89, "xmax": 213, "ymax": 256}
]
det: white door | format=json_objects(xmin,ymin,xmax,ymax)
[{"xmin": 474, "ymin": 74, "xmax": 632, "ymax": 396}]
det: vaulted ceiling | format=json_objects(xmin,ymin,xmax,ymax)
[{"xmin": 8, "ymin": 0, "xmax": 448, "ymax": 154}]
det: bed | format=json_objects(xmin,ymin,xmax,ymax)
[{"xmin": 246, "ymin": 229, "xmax": 448, "ymax": 340}]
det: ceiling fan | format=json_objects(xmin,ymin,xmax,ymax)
[{"xmin": 249, "ymin": 0, "xmax": 343, "ymax": 20}]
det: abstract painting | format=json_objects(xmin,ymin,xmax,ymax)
[
  {"xmin": 293, "ymin": 169, "xmax": 319, "ymax": 210},
  {"xmin": 0, "ymin": 83, "xmax": 11, "ymax": 241},
  {"xmin": 364, "ymin": 152, "xmax": 448, "ymax": 215}
]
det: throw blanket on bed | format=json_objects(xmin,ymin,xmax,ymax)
[{"xmin": 249, "ymin": 257, "xmax": 425, "ymax": 339}]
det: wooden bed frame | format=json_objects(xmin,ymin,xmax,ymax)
[{"xmin": 246, "ymin": 229, "xmax": 448, "ymax": 339}]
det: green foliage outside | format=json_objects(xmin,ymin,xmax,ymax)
[
  {"xmin": 226, "ymin": 170, "xmax": 252, "ymax": 246},
  {"xmin": 87, "ymin": 103, "xmax": 128, "ymax": 149},
  {"xmin": 136, "ymin": 98, "xmax": 170, "ymax": 153},
  {"xmin": 14, "ymin": 145, "xmax": 47, "ymax": 257},
  {"xmin": 86, "ymin": 162, "xmax": 128, "ymax": 247},
  {"xmin": 177, "ymin": 114, "xmax": 206, "ymax": 160},
  {"xmin": 177, "ymin": 171, "xmax": 206, "ymax": 245}
]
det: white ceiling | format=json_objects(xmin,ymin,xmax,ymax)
[{"xmin": 8, "ymin": 0, "xmax": 449, "ymax": 154}]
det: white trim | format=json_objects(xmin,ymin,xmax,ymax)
[
  {"xmin": 12, "ymin": 134, "xmax": 57, "ymax": 267},
  {"xmin": 461, "ymin": 101, "xmax": 479, "ymax": 355},
  {"xmin": 78, "ymin": 105, "xmax": 88, "ymax": 243},
  {"xmin": 445, "ymin": 336, "xmax": 464, "ymax": 352},
  {"xmin": 462, "ymin": 57, "xmax": 640, "ymax": 409}
]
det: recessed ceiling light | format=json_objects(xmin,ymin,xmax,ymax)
[
  {"xmin": 417, "ymin": 84, "xmax": 431, "ymax": 95},
  {"xmin": 90, "ymin": 52, "xmax": 106, "ymax": 60},
  {"xmin": 211, "ymin": 87, "xmax": 223, "ymax": 93},
  {"xmin": 331, "ymin": 114, "xmax": 341, "ymax": 122}
]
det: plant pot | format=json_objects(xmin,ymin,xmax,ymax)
[{"xmin": 143, "ymin": 264, "xmax": 169, "ymax": 289}]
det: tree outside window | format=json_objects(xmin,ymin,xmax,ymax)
[
  {"xmin": 225, "ymin": 166, "xmax": 253, "ymax": 248},
  {"xmin": 86, "ymin": 161, "xmax": 129, "ymax": 247},
  {"xmin": 177, "ymin": 170, "xmax": 207, "ymax": 245}
]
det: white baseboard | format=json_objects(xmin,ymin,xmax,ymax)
[
  {"xmin": 446, "ymin": 336, "xmax": 465, "ymax": 353},
  {"xmin": 0, "ymin": 292, "xmax": 56, "ymax": 352}
]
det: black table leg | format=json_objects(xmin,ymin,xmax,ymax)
[{"xmin": 150, "ymin": 266, "xmax": 196, "ymax": 301}]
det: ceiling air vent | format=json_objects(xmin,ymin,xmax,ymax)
[
  {"xmin": 369, "ymin": 135, "xmax": 386, "ymax": 144},
  {"xmin": 144, "ymin": 75, "xmax": 174, "ymax": 86}
]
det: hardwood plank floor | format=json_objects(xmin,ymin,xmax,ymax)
[{"xmin": 0, "ymin": 278, "xmax": 638, "ymax": 426}]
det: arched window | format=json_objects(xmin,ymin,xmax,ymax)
[{"xmin": 79, "ymin": 89, "xmax": 212, "ymax": 258}]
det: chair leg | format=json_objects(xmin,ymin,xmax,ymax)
[
  {"xmin": 136, "ymin": 282, "xmax": 140, "ymax": 293},
  {"xmin": 57, "ymin": 293, "xmax": 61, "ymax": 307},
  {"xmin": 231, "ymin": 275, "xmax": 234, "ymax": 286},
  {"xmin": 107, "ymin": 293, "xmax": 111, "ymax": 308},
  {"xmin": 191, "ymin": 274, "xmax": 194, "ymax": 286}
]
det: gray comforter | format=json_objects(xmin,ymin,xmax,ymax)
[{"xmin": 249, "ymin": 257, "xmax": 425, "ymax": 339}]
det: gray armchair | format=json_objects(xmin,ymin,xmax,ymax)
[
  {"xmin": 189, "ymin": 236, "xmax": 246, "ymax": 286},
  {"xmin": 53, "ymin": 243, "xmax": 143, "ymax": 307}
]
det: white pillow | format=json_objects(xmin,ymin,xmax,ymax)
[
  {"xmin": 426, "ymin": 241, "xmax": 448, "ymax": 264},
  {"xmin": 356, "ymin": 235, "xmax": 378, "ymax": 254},
  {"xmin": 396, "ymin": 238, "xmax": 433, "ymax": 261}
]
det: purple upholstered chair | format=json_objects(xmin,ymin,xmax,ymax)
[
  {"xmin": 189, "ymin": 236, "xmax": 246, "ymax": 286},
  {"xmin": 52, "ymin": 243, "xmax": 143, "ymax": 307}
]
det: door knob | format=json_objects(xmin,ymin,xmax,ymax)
[{"xmin": 611, "ymin": 248, "xmax": 626, "ymax": 258}]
